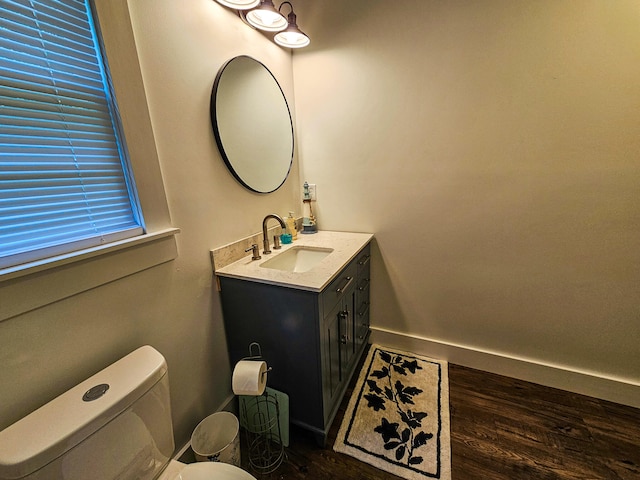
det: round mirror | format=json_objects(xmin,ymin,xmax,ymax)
[{"xmin": 211, "ymin": 56, "xmax": 294, "ymax": 193}]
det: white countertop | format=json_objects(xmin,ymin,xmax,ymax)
[{"xmin": 215, "ymin": 230, "xmax": 373, "ymax": 292}]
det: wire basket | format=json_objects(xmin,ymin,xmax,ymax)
[{"xmin": 239, "ymin": 390, "xmax": 285, "ymax": 474}]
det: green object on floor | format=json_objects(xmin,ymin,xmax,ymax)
[{"xmin": 240, "ymin": 387, "xmax": 289, "ymax": 447}]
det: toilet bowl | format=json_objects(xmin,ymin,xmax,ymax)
[
  {"xmin": 160, "ymin": 460, "xmax": 255, "ymax": 480},
  {"xmin": 0, "ymin": 346, "xmax": 257, "ymax": 480}
]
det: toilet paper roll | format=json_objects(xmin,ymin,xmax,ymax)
[{"xmin": 232, "ymin": 360, "xmax": 267, "ymax": 396}]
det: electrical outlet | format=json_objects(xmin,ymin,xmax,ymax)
[{"xmin": 308, "ymin": 183, "xmax": 317, "ymax": 201}]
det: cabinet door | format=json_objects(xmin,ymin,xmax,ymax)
[
  {"xmin": 355, "ymin": 276, "xmax": 370, "ymax": 353},
  {"xmin": 338, "ymin": 291, "xmax": 355, "ymax": 374},
  {"xmin": 318, "ymin": 242, "xmax": 371, "ymax": 433},
  {"xmin": 322, "ymin": 299, "xmax": 344, "ymax": 423},
  {"xmin": 354, "ymin": 257, "xmax": 371, "ymax": 352}
]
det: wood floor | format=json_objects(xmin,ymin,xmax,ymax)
[{"xmin": 240, "ymin": 358, "xmax": 640, "ymax": 479}]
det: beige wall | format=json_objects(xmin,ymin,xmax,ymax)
[
  {"xmin": 1, "ymin": 0, "xmax": 639, "ymax": 457},
  {"xmin": 0, "ymin": 0, "xmax": 298, "ymax": 449},
  {"xmin": 292, "ymin": 0, "xmax": 640, "ymax": 400}
]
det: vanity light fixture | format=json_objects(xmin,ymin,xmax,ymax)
[
  {"xmin": 245, "ymin": 0, "xmax": 288, "ymax": 32},
  {"xmin": 214, "ymin": 0, "xmax": 260, "ymax": 10},
  {"xmin": 215, "ymin": 0, "xmax": 310, "ymax": 49},
  {"xmin": 274, "ymin": 2, "xmax": 310, "ymax": 48}
]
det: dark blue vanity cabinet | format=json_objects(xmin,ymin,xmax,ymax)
[{"xmin": 220, "ymin": 242, "xmax": 371, "ymax": 446}]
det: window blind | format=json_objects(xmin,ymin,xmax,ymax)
[{"xmin": 0, "ymin": 0, "xmax": 143, "ymax": 269}]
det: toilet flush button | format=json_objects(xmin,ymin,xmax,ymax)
[{"xmin": 82, "ymin": 383, "xmax": 109, "ymax": 402}]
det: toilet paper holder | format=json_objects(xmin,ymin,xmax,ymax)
[
  {"xmin": 242, "ymin": 342, "xmax": 272, "ymax": 377},
  {"xmin": 237, "ymin": 342, "xmax": 285, "ymax": 473}
]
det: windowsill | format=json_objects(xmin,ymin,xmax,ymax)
[{"xmin": 0, "ymin": 228, "xmax": 180, "ymax": 321}]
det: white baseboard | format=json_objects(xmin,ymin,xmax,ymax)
[{"xmin": 371, "ymin": 327, "xmax": 640, "ymax": 409}]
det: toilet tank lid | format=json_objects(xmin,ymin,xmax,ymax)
[{"xmin": 0, "ymin": 346, "xmax": 168, "ymax": 479}]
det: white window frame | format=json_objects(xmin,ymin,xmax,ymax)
[{"xmin": 0, "ymin": 0, "xmax": 178, "ymax": 321}]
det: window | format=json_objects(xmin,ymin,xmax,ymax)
[{"xmin": 0, "ymin": 0, "xmax": 143, "ymax": 270}]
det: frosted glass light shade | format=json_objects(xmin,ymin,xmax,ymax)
[
  {"xmin": 274, "ymin": 29, "xmax": 310, "ymax": 48},
  {"xmin": 246, "ymin": 1, "xmax": 287, "ymax": 32},
  {"xmin": 215, "ymin": 0, "xmax": 260, "ymax": 9},
  {"xmin": 274, "ymin": 10, "xmax": 309, "ymax": 48}
]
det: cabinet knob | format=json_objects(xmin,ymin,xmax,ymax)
[{"xmin": 341, "ymin": 334, "xmax": 349, "ymax": 344}]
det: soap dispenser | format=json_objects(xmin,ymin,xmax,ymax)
[{"xmin": 286, "ymin": 211, "xmax": 298, "ymax": 240}]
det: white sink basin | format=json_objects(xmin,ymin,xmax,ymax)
[{"xmin": 260, "ymin": 246, "xmax": 333, "ymax": 272}]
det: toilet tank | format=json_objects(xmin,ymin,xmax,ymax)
[{"xmin": 0, "ymin": 346, "xmax": 175, "ymax": 480}]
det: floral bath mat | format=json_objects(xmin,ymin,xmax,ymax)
[{"xmin": 334, "ymin": 345, "xmax": 451, "ymax": 480}]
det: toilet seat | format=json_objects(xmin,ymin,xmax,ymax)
[{"xmin": 172, "ymin": 462, "xmax": 257, "ymax": 480}]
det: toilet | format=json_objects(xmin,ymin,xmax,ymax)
[{"xmin": 0, "ymin": 346, "xmax": 256, "ymax": 480}]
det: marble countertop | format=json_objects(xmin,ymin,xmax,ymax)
[{"xmin": 215, "ymin": 230, "xmax": 373, "ymax": 292}]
